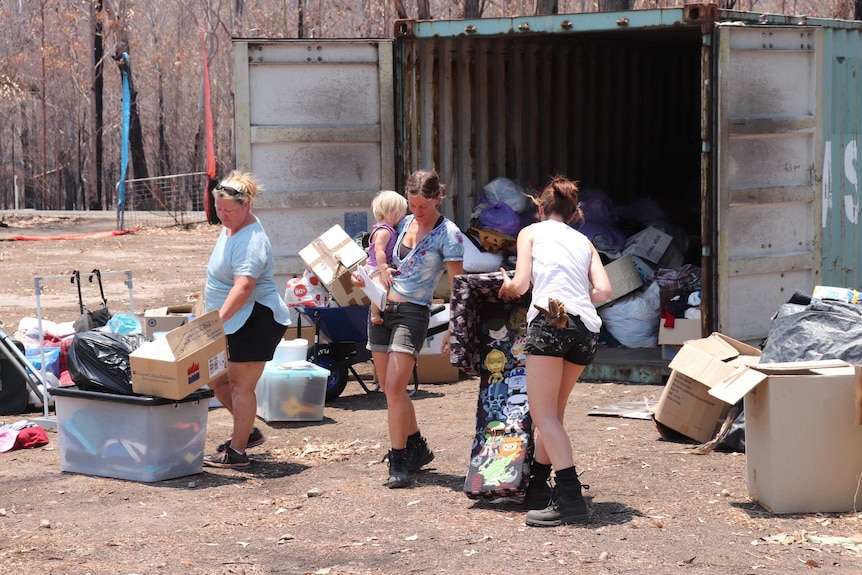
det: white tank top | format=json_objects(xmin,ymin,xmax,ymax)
[{"xmin": 528, "ymin": 220, "xmax": 602, "ymax": 333}]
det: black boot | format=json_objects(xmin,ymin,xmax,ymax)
[
  {"xmin": 405, "ymin": 433, "xmax": 435, "ymax": 473},
  {"xmin": 523, "ymin": 461, "xmax": 553, "ymax": 510},
  {"xmin": 525, "ymin": 466, "xmax": 589, "ymax": 527},
  {"xmin": 384, "ymin": 448, "xmax": 413, "ymax": 489}
]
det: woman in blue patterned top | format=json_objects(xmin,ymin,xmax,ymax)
[{"xmin": 355, "ymin": 170, "xmax": 464, "ymax": 488}]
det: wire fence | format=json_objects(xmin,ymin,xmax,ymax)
[{"xmin": 117, "ymin": 172, "xmax": 210, "ymax": 229}]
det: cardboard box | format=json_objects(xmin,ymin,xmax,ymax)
[
  {"xmin": 130, "ymin": 310, "xmax": 229, "ymax": 400},
  {"xmin": 143, "ymin": 304, "xmax": 196, "ymax": 339},
  {"xmin": 256, "ymin": 362, "xmax": 329, "ymax": 422},
  {"xmin": 653, "ymin": 333, "xmax": 761, "ymax": 443},
  {"xmin": 658, "ymin": 318, "xmax": 702, "ymax": 346},
  {"xmin": 708, "ymin": 360, "xmax": 862, "ymax": 513},
  {"xmin": 599, "ymin": 255, "xmax": 643, "ymax": 307},
  {"xmin": 299, "ymin": 225, "xmax": 371, "ymax": 307},
  {"xmin": 623, "ymin": 226, "xmax": 673, "ymax": 264},
  {"xmin": 416, "ymin": 353, "xmax": 461, "ymax": 383},
  {"xmin": 50, "ymin": 386, "xmax": 213, "ymax": 482}
]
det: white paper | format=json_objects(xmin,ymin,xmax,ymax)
[{"xmin": 357, "ymin": 265, "xmax": 387, "ymax": 310}]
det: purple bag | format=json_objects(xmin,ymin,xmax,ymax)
[{"xmin": 477, "ymin": 201, "xmax": 521, "ymax": 237}]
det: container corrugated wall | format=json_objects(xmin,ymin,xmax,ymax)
[
  {"xmin": 821, "ymin": 26, "xmax": 862, "ymax": 289},
  {"xmin": 395, "ymin": 22, "xmax": 702, "ymax": 231}
]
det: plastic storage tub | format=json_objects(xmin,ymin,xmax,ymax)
[
  {"xmin": 256, "ymin": 362, "xmax": 329, "ymax": 422},
  {"xmin": 50, "ymin": 386, "xmax": 213, "ymax": 482}
]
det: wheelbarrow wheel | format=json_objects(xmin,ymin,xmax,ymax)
[{"xmin": 308, "ymin": 345, "xmax": 349, "ymax": 402}]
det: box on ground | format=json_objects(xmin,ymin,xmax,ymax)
[
  {"xmin": 658, "ymin": 318, "xmax": 702, "ymax": 346},
  {"xmin": 256, "ymin": 361, "xmax": 329, "ymax": 422},
  {"xmin": 599, "ymin": 255, "xmax": 643, "ymax": 307},
  {"xmin": 416, "ymin": 353, "xmax": 460, "ymax": 383},
  {"xmin": 130, "ymin": 310, "xmax": 228, "ymax": 400},
  {"xmin": 299, "ymin": 225, "xmax": 371, "ymax": 307},
  {"xmin": 653, "ymin": 333, "xmax": 761, "ymax": 444},
  {"xmin": 143, "ymin": 304, "xmax": 195, "ymax": 338},
  {"xmin": 708, "ymin": 360, "xmax": 862, "ymax": 514},
  {"xmin": 50, "ymin": 386, "xmax": 213, "ymax": 482}
]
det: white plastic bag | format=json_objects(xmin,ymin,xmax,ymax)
[
  {"xmin": 483, "ymin": 177, "xmax": 530, "ymax": 214},
  {"xmin": 598, "ymin": 282, "xmax": 661, "ymax": 348}
]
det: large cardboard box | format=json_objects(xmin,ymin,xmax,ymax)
[
  {"xmin": 708, "ymin": 360, "xmax": 862, "ymax": 513},
  {"xmin": 143, "ymin": 304, "xmax": 196, "ymax": 339},
  {"xmin": 299, "ymin": 225, "xmax": 371, "ymax": 307},
  {"xmin": 130, "ymin": 310, "xmax": 229, "ymax": 400},
  {"xmin": 653, "ymin": 333, "xmax": 761, "ymax": 443},
  {"xmin": 416, "ymin": 353, "xmax": 461, "ymax": 383}
]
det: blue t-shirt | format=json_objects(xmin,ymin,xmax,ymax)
[
  {"xmin": 390, "ymin": 215, "xmax": 464, "ymax": 307},
  {"xmin": 205, "ymin": 218, "xmax": 291, "ymax": 334}
]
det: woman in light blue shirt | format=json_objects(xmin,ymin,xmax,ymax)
[{"xmin": 203, "ymin": 171, "xmax": 291, "ymax": 469}]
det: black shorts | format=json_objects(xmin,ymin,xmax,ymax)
[
  {"xmin": 367, "ymin": 301, "xmax": 430, "ymax": 358},
  {"xmin": 523, "ymin": 313, "xmax": 599, "ymax": 366},
  {"xmin": 226, "ymin": 302, "xmax": 288, "ymax": 363}
]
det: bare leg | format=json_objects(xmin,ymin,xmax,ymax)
[
  {"xmin": 209, "ymin": 374, "xmax": 233, "ymax": 414},
  {"xmin": 527, "ymin": 355, "xmax": 584, "ymax": 471},
  {"xmin": 381, "ymin": 350, "xmax": 418, "ymax": 450},
  {"xmin": 226, "ymin": 360, "xmax": 266, "ymax": 453}
]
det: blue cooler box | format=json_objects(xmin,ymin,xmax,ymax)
[
  {"xmin": 50, "ymin": 386, "xmax": 213, "ymax": 482},
  {"xmin": 256, "ymin": 362, "xmax": 329, "ymax": 422}
]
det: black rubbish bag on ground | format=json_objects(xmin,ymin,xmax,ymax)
[
  {"xmin": 760, "ymin": 299, "xmax": 862, "ymax": 364},
  {"xmin": 67, "ymin": 331, "xmax": 148, "ymax": 395}
]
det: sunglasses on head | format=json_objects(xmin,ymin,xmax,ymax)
[{"xmin": 216, "ymin": 183, "xmax": 244, "ymax": 198}]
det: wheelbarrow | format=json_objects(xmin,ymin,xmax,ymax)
[{"xmin": 295, "ymin": 304, "xmax": 449, "ymax": 402}]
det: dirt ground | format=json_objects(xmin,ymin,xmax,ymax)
[{"xmin": 0, "ymin": 212, "xmax": 861, "ymax": 575}]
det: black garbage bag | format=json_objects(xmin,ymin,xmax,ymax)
[
  {"xmin": 67, "ymin": 331, "xmax": 148, "ymax": 395},
  {"xmin": 760, "ymin": 299, "xmax": 862, "ymax": 364}
]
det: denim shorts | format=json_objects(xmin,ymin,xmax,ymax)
[
  {"xmin": 227, "ymin": 302, "xmax": 288, "ymax": 363},
  {"xmin": 368, "ymin": 301, "xmax": 430, "ymax": 358},
  {"xmin": 523, "ymin": 312, "xmax": 599, "ymax": 366}
]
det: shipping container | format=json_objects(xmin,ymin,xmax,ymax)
[{"xmin": 232, "ymin": 3, "xmax": 862, "ymax": 382}]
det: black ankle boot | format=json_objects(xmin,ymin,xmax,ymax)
[
  {"xmin": 523, "ymin": 461, "xmax": 553, "ymax": 510},
  {"xmin": 525, "ymin": 469, "xmax": 589, "ymax": 527}
]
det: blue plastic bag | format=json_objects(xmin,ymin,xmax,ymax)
[{"xmin": 106, "ymin": 313, "xmax": 142, "ymax": 335}]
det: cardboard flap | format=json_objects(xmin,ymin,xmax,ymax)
[
  {"xmin": 667, "ymin": 342, "xmax": 740, "ymax": 389},
  {"xmin": 750, "ymin": 359, "xmax": 851, "ymax": 375},
  {"xmin": 165, "ymin": 310, "xmax": 225, "ymax": 359},
  {"xmin": 707, "ymin": 365, "xmax": 768, "ymax": 405},
  {"xmin": 683, "ymin": 332, "xmax": 760, "ymax": 361},
  {"xmin": 856, "ymin": 366, "xmax": 862, "ymax": 426}
]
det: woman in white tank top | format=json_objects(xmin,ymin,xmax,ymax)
[{"xmin": 498, "ymin": 175, "xmax": 611, "ymax": 527}]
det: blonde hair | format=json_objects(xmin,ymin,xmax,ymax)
[
  {"xmin": 212, "ymin": 170, "xmax": 262, "ymax": 205},
  {"xmin": 372, "ymin": 190, "xmax": 408, "ymax": 224}
]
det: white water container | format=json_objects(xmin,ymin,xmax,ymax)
[{"xmin": 273, "ymin": 338, "xmax": 308, "ymax": 365}]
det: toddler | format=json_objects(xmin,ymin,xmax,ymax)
[{"xmin": 366, "ymin": 190, "xmax": 408, "ymax": 325}]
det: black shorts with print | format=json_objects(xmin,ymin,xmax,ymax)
[{"xmin": 523, "ymin": 312, "xmax": 599, "ymax": 366}]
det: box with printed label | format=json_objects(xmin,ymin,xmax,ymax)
[
  {"xmin": 653, "ymin": 333, "xmax": 761, "ymax": 444},
  {"xmin": 130, "ymin": 310, "xmax": 228, "ymax": 400},
  {"xmin": 50, "ymin": 386, "xmax": 213, "ymax": 482},
  {"xmin": 143, "ymin": 304, "xmax": 195, "ymax": 338},
  {"xmin": 708, "ymin": 360, "xmax": 862, "ymax": 513},
  {"xmin": 299, "ymin": 225, "xmax": 371, "ymax": 307}
]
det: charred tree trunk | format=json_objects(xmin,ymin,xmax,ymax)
[
  {"xmin": 90, "ymin": 0, "xmax": 105, "ymax": 210},
  {"xmin": 417, "ymin": 0, "xmax": 431, "ymax": 20},
  {"xmin": 596, "ymin": 0, "xmax": 633, "ymax": 10},
  {"xmin": 535, "ymin": 0, "xmax": 558, "ymax": 14},
  {"xmin": 464, "ymin": 0, "xmax": 483, "ymax": 18},
  {"xmin": 393, "ymin": 0, "xmax": 407, "ymax": 19}
]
